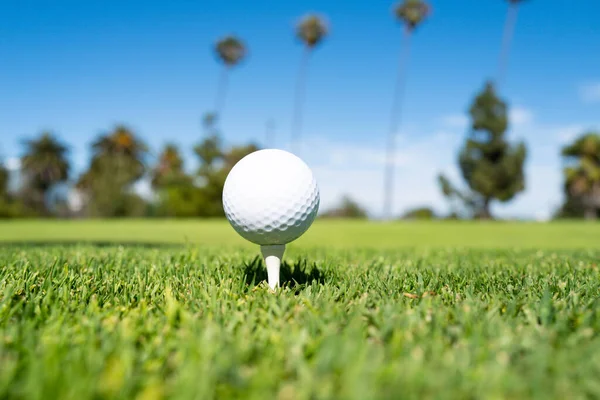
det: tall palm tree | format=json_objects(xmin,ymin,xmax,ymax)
[
  {"xmin": 383, "ymin": 0, "xmax": 430, "ymax": 220},
  {"xmin": 497, "ymin": 0, "xmax": 529, "ymax": 88},
  {"xmin": 20, "ymin": 132, "xmax": 70, "ymax": 213},
  {"xmin": 213, "ymin": 36, "xmax": 247, "ymax": 124},
  {"xmin": 291, "ymin": 14, "xmax": 328, "ymax": 153},
  {"xmin": 562, "ymin": 132, "xmax": 600, "ymax": 220}
]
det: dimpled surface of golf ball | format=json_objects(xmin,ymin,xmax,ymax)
[{"xmin": 223, "ymin": 149, "xmax": 319, "ymax": 245}]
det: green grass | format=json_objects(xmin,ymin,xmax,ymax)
[
  {"xmin": 1, "ymin": 219, "xmax": 599, "ymax": 249},
  {"xmin": 1, "ymin": 220, "xmax": 600, "ymax": 399}
]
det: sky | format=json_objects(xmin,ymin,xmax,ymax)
[{"xmin": 1, "ymin": 0, "xmax": 599, "ymax": 219}]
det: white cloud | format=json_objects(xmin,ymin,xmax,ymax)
[
  {"xmin": 302, "ymin": 131, "xmax": 462, "ymax": 218},
  {"xmin": 553, "ymin": 124, "xmax": 586, "ymax": 144},
  {"xmin": 4, "ymin": 157, "xmax": 20, "ymax": 171},
  {"xmin": 441, "ymin": 106, "xmax": 534, "ymax": 133},
  {"xmin": 301, "ymin": 111, "xmax": 598, "ymax": 220},
  {"xmin": 579, "ymin": 82, "xmax": 600, "ymax": 103},
  {"xmin": 509, "ymin": 106, "xmax": 534, "ymax": 127},
  {"xmin": 440, "ymin": 114, "xmax": 468, "ymax": 130}
]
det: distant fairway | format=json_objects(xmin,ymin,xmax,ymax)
[
  {"xmin": 0, "ymin": 219, "xmax": 598, "ymax": 249},
  {"xmin": 1, "ymin": 220, "xmax": 599, "ymax": 399}
]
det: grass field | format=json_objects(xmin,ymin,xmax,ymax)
[
  {"xmin": 1, "ymin": 219, "xmax": 600, "ymax": 249},
  {"xmin": 1, "ymin": 220, "xmax": 599, "ymax": 399}
]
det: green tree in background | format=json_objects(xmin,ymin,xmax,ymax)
[
  {"xmin": 77, "ymin": 125, "xmax": 148, "ymax": 217},
  {"xmin": 151, "ymin": 144, "xmax": 187, "ymax": 188},
  {"xmin": 20, "ymin": 132, "xmax": 70, "ymax": 215},
  {"xmin": 213, "ymin": 36, "xmax": 247, "ymax": 124},
  {"xmin": 193, "ymin": 136, "xmax": 259, "ymax": 217},
  {"xmin": 0, "ymin": 163, "xmax": 8, "ymax": 198},
  {"xmin": 437, "ymin": 175, "xmax": 479, "ymax": 219},
  {"xmin": 383, "ymin": 0, "xmax": 430, "ymax": 220},
  {"xmin": 401, "ymin": 206, "xmax": 437, "ymax": 220},
  {"xmin": 560, "ymin": 132, "xmax": 600, "ymax": 220},
  {"xmin": 0, "ymin": 162, "xmax": 28, "ymax": 218},
  {"xmin": 438, "ymin": 82, "xmax": 527, "ymax": 219},
  {"xmin": 497, "ymin": 0, "xmax": 529, "ymax": 88},
  {"xmin": 151, "ymin": 144, "xmax": 201, "ymax": 218},
  {"xmin": 291, "ymin": 14, "xmax": 328, "ymax": 153},
  {"xmin": 321, "ymin": 195, "xmax": 368, "ymax": 219},
  {"xmin": 196, "ymin": 115, "xmax": 223, "ymax": 167}
]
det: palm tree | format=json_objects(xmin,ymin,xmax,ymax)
[
  {"xmin": 76, "ymin": 126, "xmax": 148, "ymax": 217},
  {"xmin": 562, "ymin": 132, "xmax": 600, "ymax": 220},
  {"xmin": 291, "ymin": 14, "xmax": 328, "ymax": 153},
  {"xmin": 383, "ymin": 0, "xmax": 430, "ymax": 220},
  {"xmin": 213, "ymin": 36, "xmax": 247, "ymax": 124},
  {"xmin": 152, "ymin": 144, "xmax": 186, "ymax": 188},
  {"xmin": 497, "ymin": 0, "xmax": 529, "ymax": 88},
  {"xmin": 20, "ymin": 132, "xmax": 70, "ymax": 213},
  {"xmin": 92, "ymin": 125, "xmax": 147, "ymax": 176},
  {"xmin": 78, "ymin": 125, "xmax": 148, "ymax": 192}
]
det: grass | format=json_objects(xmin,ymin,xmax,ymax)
[
  {"xmin": 1, "ymin": 220, "xmax": 600, "ymax": 399},
  {"xmin": 1, "ymin": 219, "xmax": 599, "ymax": 249}
]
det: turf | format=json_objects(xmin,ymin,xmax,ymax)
[
  {"xmin": 1, "ymin": 219, "xmax": 599, "ymax": 249},
  {"xmin": 1, "ymin": 221, "xmax": 599, "ymax": 399}
]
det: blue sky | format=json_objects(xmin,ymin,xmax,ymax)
[{"xmin": 1, "ymin": 0, "xmax": 599, "ymax": 218}]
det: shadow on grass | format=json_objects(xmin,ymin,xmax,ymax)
[
  {"xmin": 0, "ymin": 241, "xmax": 184, "ymax": 249},
  {"xmin": 243, "ymin": 255, "xmax": 326, "ymax": 292}
]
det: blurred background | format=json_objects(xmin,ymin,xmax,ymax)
[{"xmin": 1, "ymin": 0, "xmax": 599, "ymax": 222}]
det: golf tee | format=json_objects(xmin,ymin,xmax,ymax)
[{"xmin": 260, "ymin": 244, "xmax": 286, "ymax": 290}]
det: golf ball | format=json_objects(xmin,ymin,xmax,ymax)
[{"xmin": 222, "ymin": 149, "xmax": 320, "ymax": 245}]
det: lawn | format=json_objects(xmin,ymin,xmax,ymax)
[
  {"xmin": 0, "ymin": 220, "xmax": 599, "ymax": 399},
  {"xmin": 1, "ymin": 219, "xmax": 599, "ymax": 249}
]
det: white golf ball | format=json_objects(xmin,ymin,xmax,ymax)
[{"xmin": 222, "ymin": 149, "xmax": 320, "ymax": 245}]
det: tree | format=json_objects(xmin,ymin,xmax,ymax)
[
  {"xmin": 213, "ymin": 36, "xmax": 247, "ymax": 124},
  {"xmin": 437, "ymin": 175, "xmax": 484, "ymax": 219},
  {"xmin": 560, "ymin": 132, "xmax": 600, "ymax": 220},
  {"xmin": 20, "ymin": 132, "xmax": 70, "ymax": 215},
  {"xmin": 291, "ymin": 14, "xmax": 328, "ymax": 153},
  {"xmin": 321, "ymin": 196, "xmax": 368, "ymax": 219},
  {"xmin": 383, "ymin": 0, "xmax": 430, "ymax": 220},
  {"xmin": 195, "ymin": 141, "xmax": 260, "ymax": 217},
  {"xmin": 497, "ymin": 0, "xmax": 529, "ymax": 88},
  {"xmin": 401, "ymin": 206, "xmax": 436, "ymax": 220},
  {"xmin": 0, "ymin": 163, "xmax": 8, "ymax": 198},
  {"xmin": 86, "ymin": 125, "xmax": 147, "ymax": 183},
  {"xmin": 438, "ymin": 82, "xmax": 527, "ymax": 219},
  {"xmin": 77, "ymin": 125, "xmax": 148, "ymax": 217},
  {"xmin": 0, "ymin": 160, "xmax": 30, "ymax": 218},
  {"xmin": 151, "ymin": 144, "xmax": 186, "ymax": 188},
  {"xmin": 553, "ymin": 195, "xmax": 598, "ymax": 220}
]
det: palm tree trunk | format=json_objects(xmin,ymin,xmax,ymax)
[
  {"xmin": 497, "ymin": 2, "xmax": 519, "ymax": 89},
  {"xmin": 383, "ymin": 27, "xmax": 412, "ymax": 221},
  {"xmin": 291, "ymin": 46, "xmax": 311, "ymax": 154},
  {"xmin": 214, "ymin": 66, "xmax": 230, "ymax": 124}
]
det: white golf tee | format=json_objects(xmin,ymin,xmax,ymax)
[{"xmin": 260, "ymin": 244, "xmax": 286, "ymax": 290}]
